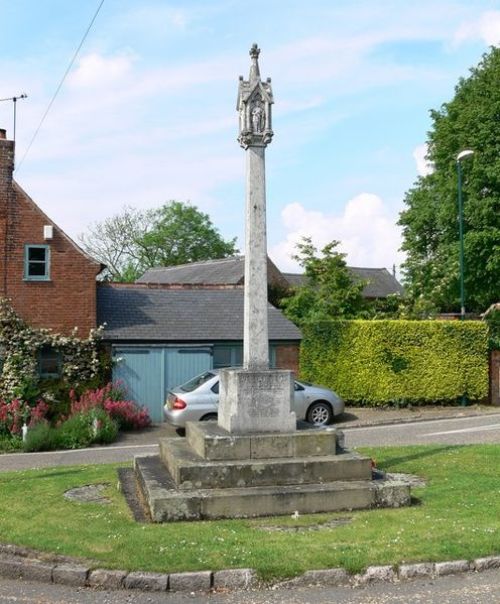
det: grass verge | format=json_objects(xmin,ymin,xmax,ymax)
[{"xmin": 0, "ymin": 445, "xmax": 499, "ymax": 581}]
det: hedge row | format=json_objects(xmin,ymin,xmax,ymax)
[{"xmin": 300, "ymin": 320, "xmax": 489, "ymax": 406}]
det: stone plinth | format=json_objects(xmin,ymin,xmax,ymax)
[
  {"xmin": 186, "ymin": 422, "xmax": 338, "ymax": 460},
  {"xmin": 133, "ymin": 422, "xmax": 412, "ymax": 522},
  {"xmin": 135, "ymin": 455, "xmax": 411, "ymax": 523},
  {"xmin": 218, "ymin": 368, "xmax": 296, "ymax": 433}
]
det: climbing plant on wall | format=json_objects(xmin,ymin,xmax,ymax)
[{"xmin": 0, "ymin": 299, "xmax": 106, "ymax": 407}]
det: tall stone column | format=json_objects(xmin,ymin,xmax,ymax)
[
  {"xmin": 218, "ymin": 44, "xmax": 296, "ymax": 434},
  {"xmin": 244, "ymin": 143, "xmax": 268, "ymax": 369}
]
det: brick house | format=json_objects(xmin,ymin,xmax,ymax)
[
  {"xmin": 0, "ymin": 129, "xmax": 102, "ymax": 336},
  {"xmin": 0, "ymin": 129, "xmax": 301, "ymax": 419}
]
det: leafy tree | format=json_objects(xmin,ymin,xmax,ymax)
[
  {"xmin": 281, "ymin": 237, "xmax": 366, "ymax": 325},
  {"xmin": 399, "ymin": 47, "xmax": 500, "ymax": 315},
  {"xmin": 80, "ymin": 201, "xmax": 238, "ymax": 282}
]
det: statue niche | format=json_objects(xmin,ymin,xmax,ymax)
[{"xmin": 251, "ymin": 97, "xmax": 265, "ymax": 133}]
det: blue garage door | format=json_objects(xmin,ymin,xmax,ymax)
[
  {"xmin": 165, "ymin": 348, "xmax": 212, "ymax": 393},
  {"xmin": 112, "ymin": 346, "xmax": 212, "ymax": 422}
]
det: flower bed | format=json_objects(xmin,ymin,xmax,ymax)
[{"xmin": 0, "ymin": 382, "xmax": 151, "ymax": 452}]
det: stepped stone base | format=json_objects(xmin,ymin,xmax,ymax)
[
  {"xmin": 134, "ymin": 422, "xmax": 412, "ymax": 522},
  {"xmin": 135, "ymin": 456, "xmax": 411, "ymax": 522}
]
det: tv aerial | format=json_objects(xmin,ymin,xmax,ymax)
[{"xmin": 0, "ymin": 93, "xmax": 28, "ymax": 142}]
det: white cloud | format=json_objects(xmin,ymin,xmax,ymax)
[
  {"xmin": 453, "ymin": 10, "xmax": 500, "ymax": 47},
  {"xmin": 269, "ymin": 194, "xmax": 404, "ymax": 273},
  {"xmin": 413, "ymin": 143, "xmax": 434, "ymax": 176},
  {"xmin": 69, "ymin": 52, "xmax": 135, "ymax": 88}
]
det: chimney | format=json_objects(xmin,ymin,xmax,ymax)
[{"xmin": 0, "ymin": 129, "xmax": 15, "ymax": 204}]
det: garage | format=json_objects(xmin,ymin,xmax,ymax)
[{"xmin": 98, "ymin": 285, "xmax": 302, "ymax": 423}]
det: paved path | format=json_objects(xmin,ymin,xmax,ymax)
[
  {"xmin": 1, "ymin": 568, "xmax": 500, "ymax": 603},
  {"xmin": 1, "ymin": 413, "xmax": 499, "ymax": 472},
  {"xmin": 344, "ymin": 414, "xmax": 500, "ymax": 448}
]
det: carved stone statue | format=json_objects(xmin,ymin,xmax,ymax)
[{"xmin": 251, "ymin": 102, "xmax": 265, "ymax": 133}]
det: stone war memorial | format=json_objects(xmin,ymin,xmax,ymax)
[{"xmin": 134, "ymin": 45, "xmax": 411, "ymax": 522}]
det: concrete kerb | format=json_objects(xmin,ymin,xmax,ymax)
[
  {"xmin": 339, "ymin": 408, "xmax": 500, "ymax": 431},
  {"xmin": 1, "ymin": 547, "xmax": 499, "ymax": 593}
]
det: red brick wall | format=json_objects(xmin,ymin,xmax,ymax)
[
  {"xmin": 490, "ymin": 350, "xmax": 500, "ymax": 406},
  {"xmin": 0, "ymin": 131, "xmax": 100, "ymax": 336},
  {"xmin": 275, "ymin": 343, "xmax": 300, "ymax": 376}
]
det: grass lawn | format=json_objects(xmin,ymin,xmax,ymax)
[{"xmin": 0, "ymin": 445, "xmax": 499, "ymax": 581}]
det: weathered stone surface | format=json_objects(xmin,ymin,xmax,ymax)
[
  {"xmin": 279, "ymin": 568, "xmax": 349, "ymax": 588},
  {"xmin": 169, "ymin": 571, "xmax": 212, "ymax": 592},
  {"xmin": 473, "ymin": 556, "xmax": 500, "ymax": 571},
  {"xmin": 372, "ymin": 481, "xmax": 411, "ymax": 508},
  {"xmin": 0, "ymin": 556, "xmax": 54, "ymax": 582},
  {"xmin": 218, "ymin": 369, "xmax": 296, "ymax": 434},
  {"xmin": 124, "ymin": 571, "xmax": 168, "ymax": 591},
  {"xmin": 213, "ymin": 568, "xmax": 257, "ymax": 590},
  {"xmin": 135, "ymin": 456, "xmax": 201, "ymax": 522},
  {"xmin": 398, "ymin": 562, "xmax": 434, "ymax": 579},
  {"xmin": 160, "ymin": 439, "xmax": 371, "ymax": 490},
  {"xmin": 185, "ymin": 423, "xmax": 337, "ymax": 461},
  {"xmin": 64, "ymin": 483, "xmax": 110, "ymax": 505},
  {"xmin": 434, "ymin": 560, "xmax": 470, "ymax": 576},
  {"xmin": 357, "ymin": 565, "xmax": 397, "ymax": 584},
  {"xmin": 186, "ymin": 424, "xmax": 251, "ymax": 461},
  {"xmin": 88, "ymin": 568, "xmax": 127, "ymax": 589},
  {"xmin": 52, "ymin": 563, "xmax": 89, "ymax": 587}
]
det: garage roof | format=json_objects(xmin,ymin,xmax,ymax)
[{"xmin": 97, "ymin": 285, "xmax": 302, "ymax": 342}]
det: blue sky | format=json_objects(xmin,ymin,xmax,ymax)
[{"xmin": 1, "ymin": 0, "xmax": 498, "ymax": 273}]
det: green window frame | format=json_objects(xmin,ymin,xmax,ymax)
[
  {"xmin": 24, "ymin": 244, "xmax": 50, "ymax": 281},
  {"xmin": 38, "ymin": 346, "xmax": 62, "ymax": 378}
]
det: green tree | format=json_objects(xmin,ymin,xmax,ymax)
[
  {"xmin": 281, "ymin": 237, "xmax": 366, "ymax": 325},
  {"xmin": 399, "ymin": 47, "xmax": 500, "ymax": 315},
  {"xmin": 80, "ymin": 201, "xmax": 238, "ymax": 282}
]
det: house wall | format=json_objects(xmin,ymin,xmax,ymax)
[
  {"xmin": 275, "ymin": 343, "xmax": 300, "ymax": 376},
  {"xmin": 0, "ymin": 130, "xmax": 100, "ymax": 336}
]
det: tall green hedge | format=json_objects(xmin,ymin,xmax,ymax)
[{"xmin": 300, "ymin": 320, "xmax": 489, "ymax": 406}]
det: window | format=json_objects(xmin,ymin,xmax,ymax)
[
  {"xmin": 213, "ymin": 345, "xmax": 277, "ymax": 369},
  {"xmin": 24, "ymin": 245, "xmax": 50, "ymax": 281},
  {"xmin": 38, "ymin": 346, "xmax": 61, "ymax": 378},
  {"xmin": 213, "ymin": 346, "xmax": 243, "ymax": 369}
]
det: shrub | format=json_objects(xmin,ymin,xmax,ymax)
[
  {"xmin": 54, "ymin": 413, "xmax": 93, "ymax": 449},
  {"xmin": 0, "ymin": 434, "xmax": 23, "ymax": 452},
  {"xmin": 300, "ymin": 320, "xmax": 489, "ymax": 406},
  {"xmin": 69, "ymin": 383, "xmax": 151, "ymax": 431},
  {"xmin": 88, "ymin": 408, "xmax": 118, "ymax": 444},
  {"xmin": 23, "ymin": 422, "xmax": 57, "ymax": 452},
  {"xmin": 103, "ymin": 400, "xmax": 151, "ymax": 430}
]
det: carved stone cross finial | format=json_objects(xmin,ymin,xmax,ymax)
[
  {"xmin": 237, "ymin": 44, "xmax": 274, "ymax": 149},
  {"xmin": 249, "ymin": 43, "xmax": 261, "ymax": 82}
]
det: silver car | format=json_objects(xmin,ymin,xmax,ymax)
[{"xmin": 164, "ymin": 370, "xmax": 344, "ymax": 429}]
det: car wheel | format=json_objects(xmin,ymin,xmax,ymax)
[
  {"xmin": 200, "ymin": 413, "xmax": 218, "ymax": 422},
  {"xmin": 306, "ymin": 401, "xmax": 333, "ymax": 426}
]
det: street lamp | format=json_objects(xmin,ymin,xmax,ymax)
[{"xmin": 456, "ymin": 149, "xmax": 474, "ymax": 321}]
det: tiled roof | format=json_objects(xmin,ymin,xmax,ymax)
[
  {"xmin": 283, "ymin": 267, "xmax": 404, "ymax": 298},
  {"xmin": 137, "ymin": 257, "xmax": 246, "ymax": 285},
  {"xmin": 137, "ymin": 257, "xmax": 403, "ymax": 299},
  {"xmin": 97, "ymin": 285, "xmax": 302, "ymax": 342},
  {"xmin": 136, "ymin": 256, "xmax": 290, "ymax": 288}
]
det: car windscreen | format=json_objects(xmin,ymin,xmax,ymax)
[{"xmin": 179, "ymin": 371, "xmax": 216, "ymax": 392}]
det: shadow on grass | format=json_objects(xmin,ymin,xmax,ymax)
[
  {"xmin": 0, "ymin": 468, "xmax": 90, "ymax": 483},
  {"xmin": 380, "ymin": 445, "xmax": 462, "ymax": 467}
]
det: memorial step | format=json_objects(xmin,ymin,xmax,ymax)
[
  {"xmin": 185, "ymin": 421, "xmax": 339, "ymax": 461},
  {"xmin": 159, "ymin": 438, "xmax": 372, "ymax": 490},
  {"xmin": 135, "ymin": 455, "xmax": 411, "ymax": 522}
]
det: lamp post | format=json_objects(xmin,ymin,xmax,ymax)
[
  {"xmin": 456, "ymin": 149, "xmax": 474, "ymax": 321},
  {"xmin": 456, "ymin": 149, "xmax": 474, "ymax": 407}
]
